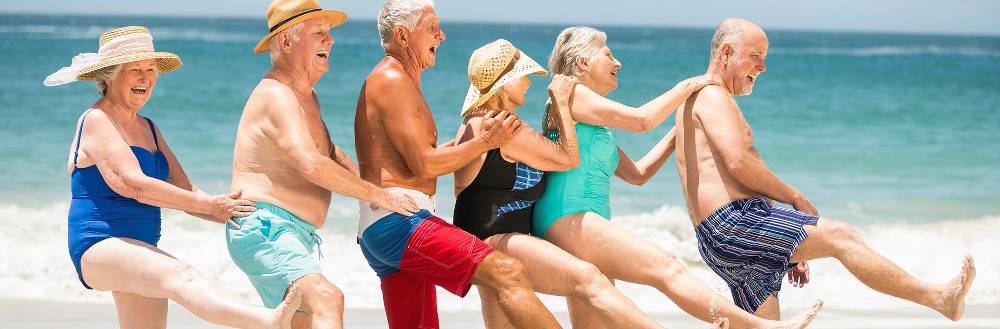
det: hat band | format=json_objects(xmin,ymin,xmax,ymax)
[
  {"xmin": 478, "ymin": 50, "xmax": 521, "ymax": 94},
  {"xmin": 269, "ymin": 8, "xmax": 323, "ymax": 33},
  {"xmin": 98, "ymin": 33, "xmax": 155, "ymax": 59}
]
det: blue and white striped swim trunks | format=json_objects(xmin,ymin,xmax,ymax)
[{"xmin": 695, "ymin": 197, "xmax": 819, "ymax": 313}]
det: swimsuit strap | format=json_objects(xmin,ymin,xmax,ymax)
[
  {"xmin": 73, "ymin": 109, "xmax": 95, "ymax": 166},
  {"xmin": 143, "ymin": 116, "xmax": 159, "ymax": 151}
]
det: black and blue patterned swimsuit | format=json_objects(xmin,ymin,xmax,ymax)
[{"xmin": 453, "ymin": 148, "xmax": 546, "ymax": 240}]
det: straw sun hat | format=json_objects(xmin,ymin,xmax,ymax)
[
  {"xmin": 254, "ymin": 0, "xmax": 347, "ymax": 53},
  {"xmin": 43, "ymin": 26, "xmax": 181, "ymax": 86},
  {"xmin": 461, "ymin": 39, "xmax": 548, "ymax": 116}
]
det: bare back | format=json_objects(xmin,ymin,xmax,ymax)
[
  {"xmin": 231, "ymin": 78, "xmax": 333, "ymax": 226},
  {"xmin": 355, "ymin": 58, "xmax": 440, "ymax": 196},
  {"xmin": 675, "ymin": 85, "xmax": 760, "ymax": 225}
]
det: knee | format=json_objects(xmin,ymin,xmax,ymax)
[
  {"xmin": 569, "ymin": 262, "xmax": 612, "ymax": 299},
  {"xmin": 312, "ymin": 281, "xmax": 345, "ymax": 306},
  {"xmin": 656, "ymin": 252, "xmax": 689, "ymax": 280},
  {"xmin": 161, "ymin": 262, "xmax": 200, "ymax": 292},
  {"xmin": 483, "ymin": 253, "xmax": 528, "ymax": 287},
  {"xmin": 825, "ymin": 219, "xmax": 861, "ymax": 243}
]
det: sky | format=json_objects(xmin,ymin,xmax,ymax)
[{"xmin": 2, "ymin": 0, "xmax": 998, "ymax": 36}]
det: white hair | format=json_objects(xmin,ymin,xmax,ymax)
[
  {"xmin": 710, "ymin": 19, "xmax": 744, "ymax": 62},
  {"xmin": 548, "ymin": 26, "xmax": 607, "ymax": 78},
  {"xmin": 268, "ymin": 22, "xmax": 304, "ymax": 64},
  {"xmin": 377, "ymin": 0, "xmax": 434, "ymax": 52},
  {"xmin": 92, "ymin": 64, "xmax": 122, "ymax": 96}
]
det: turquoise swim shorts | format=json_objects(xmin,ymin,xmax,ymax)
[{"xmin": 226, "ymin": 202, "xmax": 322, "ymax": 308}]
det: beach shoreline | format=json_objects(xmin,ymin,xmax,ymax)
[{"xmin": 3, "ymin": 299, "xmax": 996, "ymax": 328}]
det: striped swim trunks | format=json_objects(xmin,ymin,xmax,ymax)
[{"xmin": 695, "ymin": 197, "xmax": 819, "ymax": 313}]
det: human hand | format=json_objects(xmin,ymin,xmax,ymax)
[
  {"xmin": 792, "ymin": 195, "xmax": 818, "ymax": 216},
  {"xmin": 787, "ymin": 262, "xmax": 810, "ymax": 288},
  {"xmin": 370, "ymin": 190, "xmax": 419, "ymax": 217},
  {"xmin": 709, "ymin": 317, "xmax": 729, "ymax": 329},
  {"xmin": 682, "ymin": 74, "xmax": 718, "ymax": 91},
  {"xmin": 548, "ymin": 74, "xmax": 579, "ymax": 124},
  {"xmin": 479, "ymin": 110, "xmax": 523, "ymax": 148},
  {"xmin": 210, "ymin": 190, "xmax": 256, "ymax": 229}
]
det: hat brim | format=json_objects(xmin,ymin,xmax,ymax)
[
  {"xmin": 254, "ymin": 10, "xmax": 347, "ymax": 54},
  {"xmin": 461, "ymin": 52, "xmax": 548, "ymax": 116},
  {"xmin": 77, "ymin": 52, "xmax": 182, "ymax": 80}
]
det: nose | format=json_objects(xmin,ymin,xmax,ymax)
[
  {"xmin": 757, "ymin": 60, "xmax": 766, "ymax": 73},
  {"xmin": 614, "ymin": 58, "xmax": 622, "ymax": 69},
  {"xmin": 324, "ymin": 31, "xmax": 334, "ymax": 45},
  {"xmin": 438, "ymin": 28, "xmax": 446, "ymax": 41}
]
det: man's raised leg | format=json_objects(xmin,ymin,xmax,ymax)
[{"xmin": 471, "ymin": 252, "xmax": 561, "ymax": 328}]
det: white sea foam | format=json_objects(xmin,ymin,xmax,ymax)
[{"xmin": 2, "ymin": 202, "xmax": 997, "ymax": 315}]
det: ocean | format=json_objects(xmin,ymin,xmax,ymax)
[{"xmin": 1, "ymin": 14, "xmax": 998, "ymax": 315}]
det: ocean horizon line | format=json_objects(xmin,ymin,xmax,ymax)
[{"xmin": 2, "ymin": 12, "xmax": 998, "ymax": 39}]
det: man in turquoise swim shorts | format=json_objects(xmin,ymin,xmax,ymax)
[
  {"xmin": 675, "ymin": 18, "xmax": 975, "ymax": 321},
  {"xmin": 226, "ymin": 0, "xmax": 418, "ymax": 327}
]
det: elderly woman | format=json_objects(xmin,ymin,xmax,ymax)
[
  {"xmin": 452, "ymin": 39, "xmax": 710, "ymax": 329},
  {"xmin": 531, "ymin": 27, "xmax": 823, "ymax": 328},
  {"xmin": 45, "ymin": 26, "xmax": 300, "ymax": 328}
]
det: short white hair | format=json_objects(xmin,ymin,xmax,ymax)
[
  {"xmin": 92, "ymin": 64, "xmax": 122, "ymax": 96},
  {"xmin": 268, "ymin": 22, "xmax": 304, "ymax": 64},
  {"xmin": 548, "ymin": 26, "xmax": 607, "ymax": 78},
  {"xmin": 710, "ymin": 19, "xmax": 744, "ymax": 62},
  {"xmin": 377, "ymin": 0, "xmax": 434, "ymax": 52}
]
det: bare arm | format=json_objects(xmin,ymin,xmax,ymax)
[
  {"xmin": 614, "ymin": 126, "xmax": 677, "ymax": 186},
  {"xmin": 503, "ymin": 75, "xmax": 581, "ymax": 171},
  {"xmin": 572, "ymin": 74, "xmax": 715, "ymax": 133},
  {"xmin": 373, "ymin": 74, "xmax": 521, "ymax": 179},
  {"xmin": 331, "ymin": 144, "xmax": 360, "ymax": 177},
  {"xmin": 81, "ymin": 111, "xmax": 249, "ymax": 222},
  {"xmin": 265, "ymin": 86, "xmax": 417, "ymax": 215},
  {"xmin": 696, "ymin": 87, "xmax": 817, "ymax": 214}
]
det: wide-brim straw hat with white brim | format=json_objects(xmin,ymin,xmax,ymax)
[
  {"xmin": 254, "ymin": 0, "xmax": 347, "ymax": 53},
  {"xmin": 43, "ymin": 26, "xmax": 181, "ymax": 86},
  {"xmin": 461, "ymin": 39, "xmax": 548, "ymax": 116}
]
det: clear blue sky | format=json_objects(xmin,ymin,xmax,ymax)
[{"xmin": 3, "ymin": 0, "xmax": 998, "ymax": 36}]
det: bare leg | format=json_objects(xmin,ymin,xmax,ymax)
[
  {"xmin": 288, "ymin": 273, "xmax": 345, "ymax": 329},
  {"xmin": 545, "ymin": 212, "xmax": 821, "ymax": 329},
  {"xmin": 82, "ymin": 238, "xmax": 301, "ymax": 329},
  {"xmin": 112, "ymin": 291, "xmax": 167, "ymax": 329},
  {"xmin": 485, "ymin": 233, "xmax": 663, "ymax": 328},
  {"xmin": 471, "ymin": 251, "xmax": 561, "ymax": 329},
  {"xmin": 753, "ymin": 295, "xmax": 780, "ymax": 320},
  {"xmin": 477, "ymin": 285, "xmax": 515, "ymax": 329},
  {"xmin": 791, "ymin": 217, "xmax": 977, "ymax": 320},
  {"xmin": 567, "ymin": 296, "xmax": 609, "ymax": 329}
]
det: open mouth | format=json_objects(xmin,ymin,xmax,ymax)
[
  {"xmin": 316, "ymin": 50, "xmax": 329, "ymax": 59},
  {"xmin": 611, "ymin": 70, "xmax": 618, "ymax": 77},
  {"xmin": 131, "ymin": 86, "xmax": 148, "ymax": 94},
  {"xmin": 429, "ymin": 46, "xmax": 437, "ymax": 56},
  {"xmin": 748, "ymin": 75, "xmax": 756, "ymax": 83}
]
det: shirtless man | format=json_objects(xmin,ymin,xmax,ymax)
[
  {"xmin": 674, "ymin": 18, "xmax": 976, "ymax": 320},
  {"xmin": 352, "ymin": 1, "xmax": 561, "ymax": 328},
  {"xmin": 226, "ymin": 1, "xmax": 418, "ymax": 328}
]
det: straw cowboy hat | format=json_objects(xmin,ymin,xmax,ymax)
[
  {"xmin": 461, "ymin": 39, "xmax": 548, "ymax": 116},
  {"xmin": 43, "ymin": 26, "xmax": 181, "ymax": 86},
  {"xmin": 254, "ymin": 0, "xmax": 347, "ymax": 53}
]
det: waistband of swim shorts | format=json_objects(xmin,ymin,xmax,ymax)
[
  {"xmin": 254, "ymin": 201, "xmax": 318, "ymax": 233},
  {"xmin": 358, "ymin": 187, "xmax": 436, "ymax": 236}
]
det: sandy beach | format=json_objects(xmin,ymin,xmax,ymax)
[{"xmin": 2, "ymin": 299, "xmax": 996, "ymax": 328}]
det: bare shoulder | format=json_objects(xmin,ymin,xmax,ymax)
[
  {"xmin": 247, "ymin": 79, "xmax": 300, "ymax": 116},
  {"xmin": 690, "ymin": 85, "xmax": 739, "ymax": 118}
]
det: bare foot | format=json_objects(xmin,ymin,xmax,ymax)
[
  {"xmin": 268, "ymin": 284, "xmax": 302, "ymax": 329},
  {"xmin": 711, "ymin": 318, "xmax": 730, "ymax": 329},
  {"xmin": 936, "ymin": 255, "xmax": 976, "ymax": 321},
  {"xmin": 768, "ymin": 299, "xmax": 823, "ymax": 329}
]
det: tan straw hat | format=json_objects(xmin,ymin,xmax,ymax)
[
  {"xmin": 43, "ymin": 26, "xmax": 181, "ymax": 86},
  {"xmin": 461, "ymin": 39, "xmax": 548, "ymax": 116},
  {"xmin": 254, "ymin": 0, "xmax": 347, "ymax": 53}
]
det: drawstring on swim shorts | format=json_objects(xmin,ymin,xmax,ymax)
[{"xmin": 311, "ymin": 231, "xmax": 324, "ymax": 259}]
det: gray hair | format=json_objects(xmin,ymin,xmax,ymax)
[
  {"xmin": 548, "ymin": 26, "xmax": 607, "ymax": 78},
  {"xmin": 710, "ymin": 19, "xmax": 744, "ymax": 62},
  {"xmin": 268, "ymin": 22, "xmax": 304, "ymax": 64},
  {"xmin": 377, "ymin": 0, "xmax": 434, "ymax": 52},
  {"xmin": 92, "ymin": 64, "xmax": 122, "ymax": 96}
]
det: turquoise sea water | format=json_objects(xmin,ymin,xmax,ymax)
[{"xmin": 1, "ymin": 15, "xmax": 998, "ymax": 310}]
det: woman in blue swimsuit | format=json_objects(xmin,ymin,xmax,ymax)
[
  {"xmin": 46, "ymin": 26, "xmax": 300, "ymax": 328},
  {"xmin": 532, "ymin": 27, "xmax": 821, "ymax": 328}
]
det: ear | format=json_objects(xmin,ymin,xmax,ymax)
[
  {"xmin": 575, "ymin": 56, "xmax": 589, "ymax": 73},
  {"xmin": 276, "ymin": 32, "xmax": 293, "ymax": 53},
  {"xmin": 720, "ymin": 43, "xmax": 733, "ymax": 66},
  {"xmin": 392, "ymin": 26, "xmax": 408, "ymax": 46}
]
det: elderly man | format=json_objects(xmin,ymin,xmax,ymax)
[
  {"xmin": 353, "ymin": 1, "xmax": 561, "ymax": 328},
  {"xmin": 226, "ymin": 0, "xmax": 419, "ymax": 328},
  {"xmin": 674, "ymin": 18, "xmax": 976, "ymax": 320}
]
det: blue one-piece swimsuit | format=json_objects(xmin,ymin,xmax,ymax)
[{"xmin": 68, "ymin": 109, "xmax": 169, "ymax": 289}]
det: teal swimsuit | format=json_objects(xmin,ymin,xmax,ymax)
[{"xmin": 532, "ymin": 104, "xmax": 620, "ymax": 238}]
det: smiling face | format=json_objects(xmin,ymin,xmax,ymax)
[
  {"xmin": 579, "ymin": 42, "xmax": 622, "ymax": 96},
  {"xmin": 404, "ymin": 6, "xmax": 446, "ymax": 70},
  {"xmin": 723, "ymin": 28, "xmax": 768, "ymax": 96},
  {"xmin": 106, "ymin": 59, "xmax": 157, "ymax": 110},
  {"xmin": 288, "ymin": 17, "xmax": 335, "ymax": 75}
]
